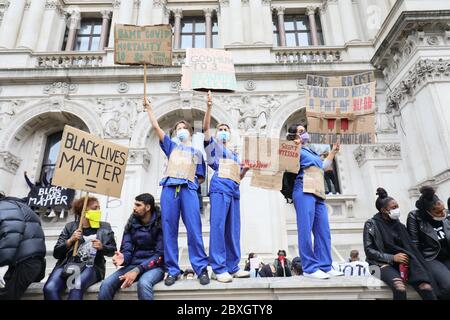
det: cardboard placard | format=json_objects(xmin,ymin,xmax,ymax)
[
  {"xmin": 181, "ymin": 48, "xmax": 237, "ymax": 92},
  {"xmin": 303, "ymin": 166, "xmax": 325, "ymax": 199},
  {"xmin": 52, "ymin": 125, "xmax": 129, "ymax": 198},
  {"xmin": 306, "ymin": 82, "xmax": 376, "ymax": 115},
  {"xmin": 27, "ymin": 186, "xmax": 75, "ymax": 209},
  {"xmin": 166, "ymin": 149, "xmax": 196, "ymax": 182},
  {"xmin": 242, "ymin": 137, "xmax": 300, "ymax": 173},
  {"xmin": 114, "ymin": 24, "xmax": 173, "ymax": 66},
  {"xmin": 250, "ymin": 170, "xmax": 283, "ymax": 190},
  {"xmin": 218, "ymin": 158, "xmax": 241, "ymax": 183},
  {"xmin": 250, "ymin": 257, "xmax": 261, "ymax": 270},
  {"xmin": 306, "ymin": 71, "xmax": 375, "ymax": 87}
]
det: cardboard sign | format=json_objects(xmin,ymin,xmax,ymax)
[
  {"xmin": 306, "ymin": 71, "xmax": 375, "ymax": 87},
  {"xmin": 27, "ymin": 186, "xmax": 75, "ymax": 209},
  {"xmin": 303, "ymin": 166, "xmax": 325, "ymax": 199},
  {"xmin": 181, "ymin": 48, "xmax": 237, "ymax": 92},
  {"xmin": 242, "ymin": 137, "xmax": 300, "ymax": 173},
  {"xmin": 166, "ymin": 149, "xmax": 196, "ymax": 182},
  {"xmin": 250, "ymin": 257, "xmax": 261, "ymax": 270},
  {"xmin": 250, "ymin": 170, "xmax": 283, "ymax": 190},
  {"xmin": 114, "ymin": 24, "xmax": 173, "ymax": 66},
  {"xmin": 52, "ymin": 125, "xmax": 129, "ymax": 198},
  {"xmin": 305, "ymin": 72, "xmax": 376, "ymax": 145},
  {"xmin": 218, "ymin": 158, "xmax": 241, "ymax": 183},
  {"xmin": 306, "ymin": 82, "xmax": 376, "ymax": 115},
  {"xmin": 307, "ymin": 113, "xmax": 376, "ymax": 144}
]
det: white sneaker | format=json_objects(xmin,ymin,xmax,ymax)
[
  {"xmin": 327, "ymin": 269, "xmax": 344, "ymax": 277},
  {"xmin": 231, "ymin": 269, "xmax": 250, "ymax": 278},
  {"xmin": 212, "ymin": 272, "xmax": 233, "ymax": 283},
  {"xmin": 303, "ymin": 270, "xmax": 330, "ymax": 279}
]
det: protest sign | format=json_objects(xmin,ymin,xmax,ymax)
[
  {"xmin": 114, "ymin": 24, "xmax": 173, "ymax": 66},
  {"xmin": 52, "ymin": 125, "xmax": 129, "ymax": 198},
  {"xmin": 305, "ymin": 72, "xmax": 376, "ymax": 144},
  {"xmin": 242, "ymin": 136, "xmax": 300, "ymax": 190},
  {"xmin": 181, "ymin": 48, "xmax": 237, "ymax": 92},
  {"xmin": 165, "ymin": 149, "xmax": 196, "ymax": 182},
  {"xmin": 27, "ymin": 186, "xmax": 75, "ymax": 209}
]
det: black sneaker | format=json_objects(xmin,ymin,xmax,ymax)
[
  {"xmin": 198, "ymin": 269, "xmax": 210, "ymax": 285},
  {"xmin": 165, "ymin": 275, "xmax": 178, "ymax": 286}
]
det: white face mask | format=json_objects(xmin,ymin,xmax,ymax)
[
  {"xmin": 176, "ymin": 128, "xmax": 190, "ymax": 142},
  {"xmin": 428, "ymin": 210, "xmax": 448, "ymax": 221},
  {"xmin": 388, "ymin": 208, "xmax": 401, "ymax": 220}
]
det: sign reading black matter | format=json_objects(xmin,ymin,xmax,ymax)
[{"xmin": 27, "ymin": 186, "xmax": 75, "ymax": 209}]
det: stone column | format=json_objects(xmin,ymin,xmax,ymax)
[
  {"xmin": 138, "ymin": 0, "xmax": 153, "ymax": 25},
  {"xmin": 65, "ymin": 10, "xmax": 81, "ymax": 51},
  {"xmin": 242, "ymin": 0, "xmax": 251, "ymax": 43},
  {"xmin": 249, "ymin": 0, "xmax": 265, "ymax": 44},
  {"xmin": 217, "ymin": 0, "xmax": 229, "ymax": 46},
  {"xmin": 326, "ymin": 0, "xmax": 344, "ymax": 45},
  {"xmin": 151, "ymin": 0, "xmax": 167, "ymax": 24},
  {"xmin": 275, "ymin": 7, "xmax": 286, "ymax": 47},
  {"xmin": 37, "ymin": 1, "xmax": 63, "ymax": 51},
  {"xmin": 261, "ymin": 0, "xmax": 273, "ymax": 44},
  {"xmin": 204, "ymin": 9, "xmax": 213, "ymax": 48},
  {"xmin": 338, "ymin": 0, "xmax": 360, "ymax": 43},
  {"xmin": 108, "ymin": 0, "xmax": 122, "ymax": 48},
  {"xmin": 319, "ymin": 3, "xmax": 330, "ymax": 45},
  {"xmin": 119, "ymin": 0, "xmax": 134, "ymax": 24},
  {"xmin": 0, "ymin": 0, "xmax": 27, "ymax": 48},
  {"xmin": 17, "ymin": 0, "xmax": 46, "ymax": 50},
  {"xmin": 229, "ymin": 0, "xmax": 243, "ymax": 44},
  {"xmin": 306, "ymin": 6, "xmax": 319, "ymax": 46},
  {"xmin": 173, "ymin": 9, "xmax": 182, "ymax": 49},
  {"xmin": 99, "ymin": 10, "xmax": 112, "ymax": 50}
]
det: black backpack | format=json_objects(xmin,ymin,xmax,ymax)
[{"xmin": 280, "ymin": 172, "xmax": 297, "ymax": 204}]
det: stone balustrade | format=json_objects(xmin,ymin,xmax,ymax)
[
  {"xmin": 35, "ymin": 52, "xmax": 106, "ymax": 68},
  {"xmin": 272, "ymin": 47, "xmax": 342, "ymax": 64}
]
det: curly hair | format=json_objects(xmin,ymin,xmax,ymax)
[{"xmin": 72, "ymin": 196, "xmax": 99, "ymax": 219}]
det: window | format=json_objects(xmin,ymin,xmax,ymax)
[
  {"xmin": 40, "ymin": 131, "xmax": 63, "ymax": 184},
  {"xmin": 272, "ymin": 13, "xmax": 324, "ymax": 47},
  {"xmin": 212, "ymin": 19, "xmax": 219, "ymax": 48},
  {"xmin": 180, "ymin": 17, "xmax": 206, "ymax": 49},
  {"xmin": 62, "ymin": 18, "xmax": 105, "ymax": 51}
]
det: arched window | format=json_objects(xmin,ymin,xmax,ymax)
[{"xmin": 40, "ymin": 131, "xmax": 63, "ymax": 184}]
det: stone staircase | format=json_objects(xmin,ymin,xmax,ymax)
[{"xmin": 23, "ymin": 276, "xmax": 420, "ymax": 300}]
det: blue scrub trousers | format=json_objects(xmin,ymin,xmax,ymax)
[
  {"xmin": 293, "ymin": 184, "xmax": 332, "ymax": 274},
  {"xmin": 160, "ymin": 185, "xmax": 209, "ymax": 276},
  {"xmin": 209, "ymin": 192, "xmax": 241, "ymax": 275}
]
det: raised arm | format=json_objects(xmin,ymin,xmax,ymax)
[
  {"xmin": 144, "ymin": 98, "xmax": 165, "ymax": 142},
  {"xmin": 203, "ymin": 90, "xmax": 212, "ymax": 141},
  {"xmin": 323, "ymin": 141, "xmax": 340, "ymax": 170}
]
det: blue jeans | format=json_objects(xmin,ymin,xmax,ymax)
[
  {"xmin": 43, "ymin": 265, "xmax": 98, "ymax": 300},
  {"xmin": 98, "ymin": 265, "xmax": 164, "ymax": 300}
]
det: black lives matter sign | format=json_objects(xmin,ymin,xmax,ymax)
[
  {"xmin": 52, "ymin": 125, "xmax": 129, "ymax": 198},
  {"xmin": 28, "ymin": 186, "xmax": 75, "ymax": 209}
]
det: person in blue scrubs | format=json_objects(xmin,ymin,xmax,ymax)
[
  {"xmin": 144, "ymin": 98, "xmax": 210, "ymax": 286},
  {"xmin": 288, "ymin": 124, "xmax": 344, "ymax": 279},
  {"xmin": 203, "ymin": 91, "xmax": 250, "ymax": 283}
]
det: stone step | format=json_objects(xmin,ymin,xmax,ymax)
[{"xmin": 23, "ymin": 276, "xmax": 421, "ymax": 300}]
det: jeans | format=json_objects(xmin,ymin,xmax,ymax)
[
  {"xmin": 98, "ymin": 265, "xmax": 164, "ymax": 300},
  {"xmin": 426, "ymin": 259, "xmax": 450, "ymax": 299},
  {"xmin": 43, "ymin": 265, "xmax": 98, "ymax": 300}
]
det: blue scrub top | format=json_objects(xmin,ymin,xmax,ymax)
[
  {"xmin": 204, "ymin": 137, "xmax": 241, "ymax": 199},
  {"xmin": 295, "ymin": 146, "xmax": 325, "ymax": 185},
  {"xmin": 159, "ymin": 134, "xmax": 206, "ymax": 190}
]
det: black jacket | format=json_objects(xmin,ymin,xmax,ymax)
[
  {"xmin": 53, "ymin": 221, "xmax": 116, "ymax": 280},
  {"xmin": 363, "ymin": 217, "xmax": 395, "ymax": 266},
  {"xmin": 407, "ymin": 210, "xmax": 450, "ymax": 261},
  {"xmin": 0, "ymin": 197, "xmax": 46, "ymax": 276}
]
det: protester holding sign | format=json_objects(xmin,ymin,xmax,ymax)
[
  {"xmin": 203, "ymin": 91, "xmax": 250, "ymax": 283},
  {"xmin": 143, "ymin": 98, "xmax": 210, "ymax": 286},
  {"xmin": 287, "ymin": 124, "xmax": 343, "ymax": 279},
  {"xmin": 43, "ymin": 196, "xmax": 116, "ymax": 300}
]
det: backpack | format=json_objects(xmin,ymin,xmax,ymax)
[{"xmin": 280, "ymin": 172, "xmax": 297, "ymax": 204}]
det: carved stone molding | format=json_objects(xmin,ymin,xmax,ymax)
[
  {"xmin": 0, "ymin": 151, "xmax": 21, "ymax": 174},
  {"xmin": 153, "ymin": 0, "xmax": 167, "ymax": 8},
  {"xmin": 245, "ymin": 80, "xmax": 256, "ymax": 91},
  {"xmin": 386, "ymin": 58, "xmax": 450, "ymax": 113},
  {"xmin": 117, "ymin": 82, "xmax": 129, "ymax": 93},
  {"xmin": 353, "ymin": 143, "xmax": 401, "ymax": 167},
  {"xmin": 103, "ymin": 98, "xmax": 140, "ymax": 139},
  {"xmin": 43, "ymin": 82, "xmax": 78, "ymax": 95},
  {"xmin": 112, "ymin": 0, "xmax": 121, "ymax": 9},
  {"xmin": 170, "ymin": 81, "xmax": 180, "ymax": 92},
  {"xmin": 128, "ymin": 149, "xmax": 151, "ymax": 170}
]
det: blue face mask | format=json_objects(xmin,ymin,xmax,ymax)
[
  {"xmin": 177, "ymin": 128, "xmax": 190, "ymax": 142},
  {"xmin": 300, "ymin": 132, "xmax": 310, "ymax": 144},
  {"xmin": 216, "ymin": 130, "xmax": 230, "ymax": 143}
]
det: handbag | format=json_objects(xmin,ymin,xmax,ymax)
[{"xmin": 61, "ymin": 255, "xmax": 87, "ymax": 279}]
